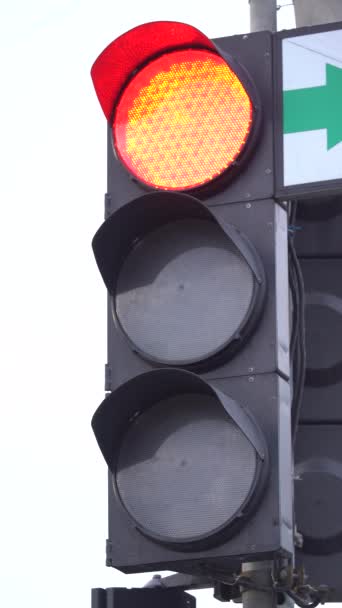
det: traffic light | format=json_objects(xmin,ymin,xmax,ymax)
[
  {"xmin": 90, "ymin": 21, "xmax": 293, "ymax": 577},
  {"xmin": 293, "ymin": 196, "xmax": 342, "ymax": 601}
]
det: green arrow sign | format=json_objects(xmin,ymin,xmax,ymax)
[{"xmin": 283, "ymin": 63, "xmax": 342, "ymax": 150}]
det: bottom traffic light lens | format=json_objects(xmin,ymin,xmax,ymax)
[{"xmin": 115, "ymin": 392, "xmax": 258, "ymax": 545}]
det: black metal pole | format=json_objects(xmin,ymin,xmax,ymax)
[
  {"xmin": 91, "ymin": 587, "xmax": 196, "ymax": 608},
  {"xmin": 91, "ymin": 588, "xmax": 106, "ymax": 608}
]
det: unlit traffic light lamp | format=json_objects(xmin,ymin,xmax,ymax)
[
  {"xmin": 92, "ymin": 192, "xmax": 266, "ymax": 369},
  {"xmin": 93, "ymin": 368, "xmax": 268, "ymax": 550},
  {"xmin": 90, "ymin": 21, "xmax": 293, "ymax": 578}
]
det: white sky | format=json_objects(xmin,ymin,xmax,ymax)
[{"xmin": 0, "ymin": 2, "xmax": 302, "ymax": 607}]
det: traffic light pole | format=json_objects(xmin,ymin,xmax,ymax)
[
  {"xmin": 241, "ymin": 562, "xmax": 277, "ymax": 608},
  {"xmin": 249, "ymin": 0, "xmax": 277, "ymax": 33}
]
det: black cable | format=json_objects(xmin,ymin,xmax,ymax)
[
  {"xmin": 287, "ymin": 201, "xmax": 306, "ymax": 443},
  {"xmin": 204, "ymin": 566, "xmax": 327, "ymax": 607},
  {"xmin": 289, "ymin": 238, "xmax": 306, "ymax": 442},
  {"xmin": 289, "ymin": 200, "xmax": 298, "ymax": 226},
  {"xmin": 289, "ymin": 200, "xmax": 299, "ymax": 357},
  {"xmin": 289, "ymin": 246, "xmax": 299, "ymax": 357},
  {"xmin": 277, "ymin": 2, "xmax": 294, "ymax": 10},
  {"xmin": 286, "ymin": 587, "xmax": 324, "ymax": 608}
]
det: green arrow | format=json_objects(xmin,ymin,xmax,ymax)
[{"xmin": 283, "ymin": 63, "xmax": 342, "ymax": 150}]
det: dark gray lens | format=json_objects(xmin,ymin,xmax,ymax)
[
  {"xmin": 115, "ymin": 219, "xmax": 254, "ymax": 364},
  {"xmin": 116, "ymin": 393, "xmax": 257, "ymax": 541}
]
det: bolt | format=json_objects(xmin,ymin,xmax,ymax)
[
  {"xmin": 246, "ymin": 202, "xmax": 251, "ymax": 209},
  {"xmin": 265, "ymin": 168, "xmax": 272, "ymax": 174},
  {"xmin": 248, "ymin": 376, "xmax": 255, "ymax": 382},
  {"xmin": 248, "ymin": 367, "xmax": 254, "ymax": 372},
  {"xmin": 279, "ymin": 568, "xmax": 288, "ymax": 582},
  {"xmin": 294, "ymin": 530, "xmax": 304, "ymax": 548}
]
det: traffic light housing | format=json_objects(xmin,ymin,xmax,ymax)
[
  {"xmin": 293, "ymin": 197, "xmax": 342, "ymax": 601},
  {"xmin": 91, "ymin": 22, "xmax": 293, "ymax": 576}
]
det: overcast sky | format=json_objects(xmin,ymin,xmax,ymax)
[{"xmin": 0, "ymin": 2, "xmax": 299, "ymax": 607}]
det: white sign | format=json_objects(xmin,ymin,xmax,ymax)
[{"xmin": 282, "ymin": 29, "xmax": 342, "ymax": 186}]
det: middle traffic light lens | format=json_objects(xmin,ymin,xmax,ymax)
[
  {"xmin": 114, "ymin": 48, "xmax": 253, "ymax": 191},
  {"xmin": 114, "ymin": 218, "xmax": 255, "ymax": 366}
]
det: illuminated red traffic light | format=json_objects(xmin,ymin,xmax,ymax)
[
  {"xmin": 91, "ymin": 21, "xmax": 258, "ymax": 193},
  {"xmin": 114, "ymin": 49, "xmax": 253, "ymax": 191}
]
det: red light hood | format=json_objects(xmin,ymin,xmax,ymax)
[{"xmin": 91, "ymin": 21, "xmax": 217, "ymax": 121}]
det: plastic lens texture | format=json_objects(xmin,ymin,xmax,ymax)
[
  {"xmin": 116, "ymin": 393, "xmax": 257, "ymax": 542},
  {"xmin": 114, "ymin": 49, "xmax": 253, "ymax": 191},
  {"xmin": 115, "ymin": 218, "xmax": 255, "ymax": 365}
]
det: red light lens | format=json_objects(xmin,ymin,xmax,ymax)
[{"xmin": 114, "ymin": 49, "xmax": 253, "ymax": 191}]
